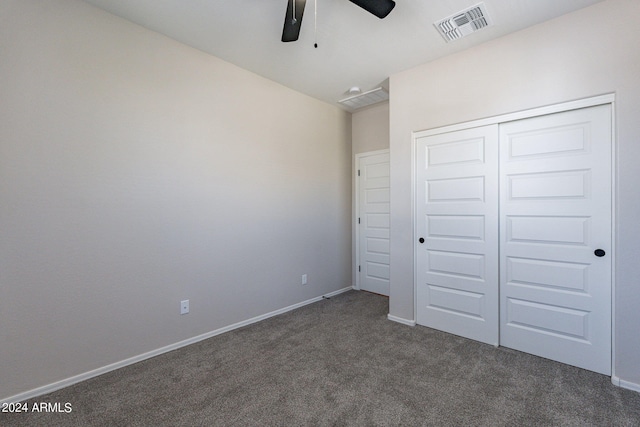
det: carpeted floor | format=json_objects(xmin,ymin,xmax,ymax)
[{"xmin": 2, "ymin": 290, "xmax": 639, "ymax": 426}]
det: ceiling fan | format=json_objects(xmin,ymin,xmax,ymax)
[{"xmin": 282, "ymin": 0, "xmax": 396, "ymax": 43}]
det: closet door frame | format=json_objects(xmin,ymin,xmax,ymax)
[{"xmin": 410, "ymin": 93, "xmax": 616, "ymax": 375}]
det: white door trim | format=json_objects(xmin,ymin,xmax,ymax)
[
  {"xmin": 410, "ymin": 93, "xmax": 616, "ymax": 377},
  {"xmin": 413, "ymin": 94, "xmax": 615, "ymax": 139},
  {"xmin": 355, "ymin": 149, "xmax": 390, "ymax": 291}
]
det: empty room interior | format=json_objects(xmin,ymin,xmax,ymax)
[{"xmin": 1, "ymin": 0, "xmax": 640, "ymax": 424}]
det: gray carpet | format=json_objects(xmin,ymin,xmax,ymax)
[{"xmin": 2, "ymin": 290, "xmax": 639, "ymax": 426}]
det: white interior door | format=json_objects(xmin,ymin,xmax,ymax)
[
  {"xmin": 358, "ymin": 151, "xmax": 390, "ymax": 296},
  {"xmin": 499, "ymin": 105, "xmax": 612, "ymax": 375},
  {"xmin": 416, "ymin": 126, "xmax": 499, "ymax": 345}
]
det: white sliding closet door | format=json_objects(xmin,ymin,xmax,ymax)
[
  {"xmin": 499, "ymin": 105, "xmax": 612, "ymax": 375},
  {"xmin": 416, "ymin": 126, "xmax": 499, "ymax": 346},
  {"xmin": 414, "ymin": 103, "xmax": 612, "ymax": 375}
]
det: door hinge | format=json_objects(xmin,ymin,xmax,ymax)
[
  {"xmin": 359, "ymin": 265, "xmax": 361, "ymax": 272},
  {"xmin": 358, "ymin": 169, "xmax": 360, "ymax": 176},
  {"xmin": 358, "ymin": 217, "xmax": 361, "ymax": 224}
]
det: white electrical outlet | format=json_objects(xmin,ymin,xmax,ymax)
[
  {"xmin": 180, "ymin": 299, "xmax": 189, "ymax": 315},
  {"xmin": 302, "ymin": 274, "xmax": 308, "ymax": 285}
]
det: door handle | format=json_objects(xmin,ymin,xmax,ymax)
[
  {"xmin": 419, "ymin": 237, "xmax": 425, "ymax": 244},
  {"xmin": 594, "ymin": 249, "xmax": 606, "ymax": 257}
]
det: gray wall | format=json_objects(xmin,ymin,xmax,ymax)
[
  {"xmin": 389, "ymin": 0, "xmax": 640, "ymax": 388},
  {"xmin": 351, "ymin": 102, "xmax": 390, "ymax": 287},
  {"xmin": 352, "ymin": 102, "xmax": 390, "ymax": 155},
  {"xmin": 0, "ymin": 0, "xmax": 352, "ymax": 400}
]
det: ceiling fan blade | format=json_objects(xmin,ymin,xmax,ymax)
[
  {"xmin": 348, "ymin": 0, "xmax": 395, "ymax": 19},
  {"xmin": 282, "ymin": 0, "xmax": 307, "ymax": 42}
]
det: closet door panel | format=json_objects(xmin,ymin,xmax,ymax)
[
  {"xmin": 416, "ymin": 126, "xmax": 499, "ymax": 346},
  {"xmin": 499, "ymin": 105, "xmax": 612, "ymax": 375}
]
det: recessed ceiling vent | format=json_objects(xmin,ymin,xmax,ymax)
[{"xmin": 434, "ymin": 2, "xmax": 492, "ymax": 42}]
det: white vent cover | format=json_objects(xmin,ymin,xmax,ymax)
[
  {"xmin": 338, "ymin": 87, "xmax": 389, "ymax": 111},
  {"xmin": 434, "ymin": 2, "xmax": 492, "ymax": 42}
]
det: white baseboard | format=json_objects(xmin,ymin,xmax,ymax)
[
  {"xmin": 387, "ymin": 314, "xmax": 416, "ymax": 327},
  {"xmin": 1, "ymin": 286, "xmax": 352, "ymax": 405},
  {"xmin": 611, "ymin": 375, "xmax": 640, "ymax": 393}
]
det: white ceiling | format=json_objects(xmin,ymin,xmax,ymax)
[{"xmin": 82, "ymin": 0, "xmax": 603, "ymax": 110}]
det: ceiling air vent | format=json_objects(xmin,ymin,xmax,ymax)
[
  {"xmin": 338, "ymin": 87, "xmax": 389, "ymax": 112},
  {"xmin": 434, "ymin": 2, "xmax": 492, "ymax": 42}
]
